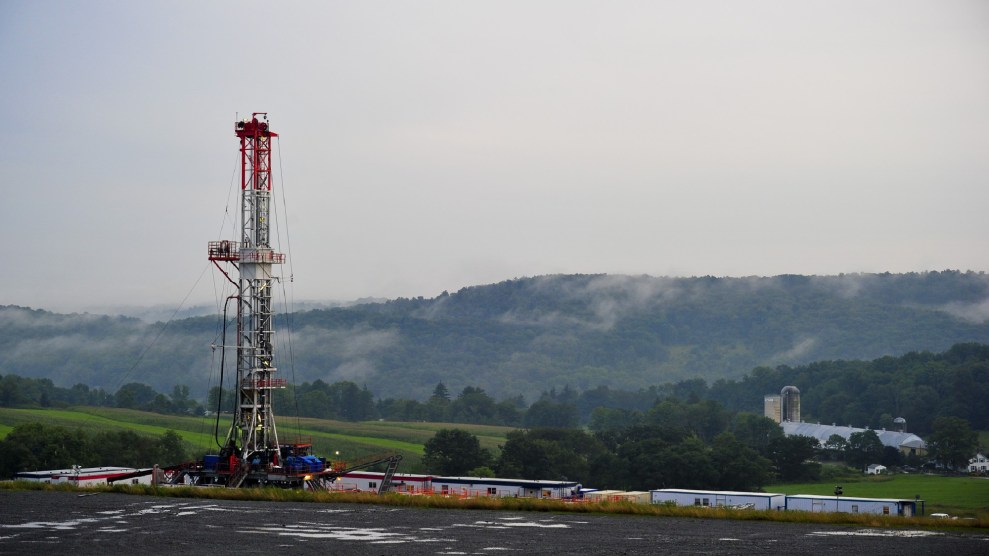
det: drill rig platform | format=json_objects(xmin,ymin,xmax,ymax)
[{"xmin": 174, "ymin": 113, "xmax": 400, "ymax": 491}]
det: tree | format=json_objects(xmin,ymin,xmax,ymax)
[
  {"xmin": 524, "ymin": 400, "xmax": 579, "ymax": 429},
  {"xmin": 711, "ymin": 432, "xmax": 771, "ymax": 491},
  {"xmin": 449, "ymin": 387, "xmax": 499, "ymax": 424},
  {"xmin": 422, "ymin": 429, "xmax": 491, "ymax": 475},
  {"xmin": 768, "ymin": 435, "xmax": 820, "ymax": 482},
  {"xmin": 496, "ymin": 429, "xmax": 611, "ymax": 484},
  {"xmin": 928, "ymin": 416, "xmax": 978, "ymax": 470},
  {"xmin": 823, "ymin": 434, "xmax": 848, "ymax": 461},
  {"xmin": 156, "ymin": 430, "xmax": 189, "ymax": 465},
  {"xmin": 114, "ymin": 382, "xmax": 157, "ymax": 410},
  {"xmin": 728, "ymin": 413, "xmax": 783, "ymax": 457},
  {"xmin": 847, "ymin": 430, "xmax": 884, "ymax": 470}
]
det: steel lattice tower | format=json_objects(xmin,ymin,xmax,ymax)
[{"xmin": 208, "ymin": 113, "xmax": 286, "ymax": 466}]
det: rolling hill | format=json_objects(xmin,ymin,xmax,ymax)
[{"xmin": 2, "ymin": 271, "xmax": 989, "ymax": 401}]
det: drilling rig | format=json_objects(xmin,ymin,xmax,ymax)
[{"xmin": 169, "ymin": 114, "xmax": 401, "ymax": 490}]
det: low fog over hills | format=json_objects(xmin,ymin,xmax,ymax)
[{"xmin": 2, "ymin": 271, "xmax": 988, "ymax": 401}]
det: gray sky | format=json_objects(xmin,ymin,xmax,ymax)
[{"xmin": 2, "ymin": 0, "xmax": 987, "ymax": 314}]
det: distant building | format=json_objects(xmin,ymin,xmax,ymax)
[
  {"xmin": 651, "ymin": 489, "xmax": 786, "ymax": 511},
  {"xmin": 969, "ymin": 453, "xmax": 988, "ymax": 474},
  {"xmin": 15, "ymin": 466, "xmax": 154, "ymax": 486},
  {"xmin": 866, "ymin": 464, "xmax": 887, "ymax": 475},
  {"xmin": 781, "ymin": 421, "xmax": 927, "ymax": 457},
  {"xmin": 784, "ymin": 494, "xmax": 918, "ymax": 517},
  {"xmin": 764, "ymin": 386, "xmax": 799, "ymax": 423},
  {"xmin": 764, "ymin": 395, "xmax": 781, "ymax": 423}
]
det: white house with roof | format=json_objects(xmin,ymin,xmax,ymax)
[
  {"xmin": 866, "ymin": 464, "xmax": 887, "ymax": 475},
  {"xmin": 969, "ymin": 453, "xmax": 988, "ymax": 473}
]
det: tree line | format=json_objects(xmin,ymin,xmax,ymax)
[
  {"xmin": 3, "ymin": 342, "xmax": 988, "ymax": 436},
  {"xmin": 0, "ymin": 424, "xmax": 189, "ymax": 479}
]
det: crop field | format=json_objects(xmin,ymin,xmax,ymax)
[
  {"xmin": 0, "ymin": 407, "xmax": 515, "ymax": 472},
  {"xmin": 768, "ymin": 474, "xmax": 989, "ymax": 517}
]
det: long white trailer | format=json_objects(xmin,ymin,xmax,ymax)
[
  {"xmin": 651, "ymin": 489, "xmax": 786, "ymax": 510},
  {"xmin": 784, "ymin": 494, "xmax": 917, "ymax": 516}
]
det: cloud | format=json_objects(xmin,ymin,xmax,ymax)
[
  {"xmin": 770, "ymin": 337, "xmax": 819, "ymax": 364},
  {"xmin": 281, "ymin": 325, "xmax": 400, "ymax": 384},
  {"xmin": 938, "ymin": 298, "xmax": 989, "ymax": 324}
]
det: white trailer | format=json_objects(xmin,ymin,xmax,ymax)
[
  {"xmin": 332, "ymin": 471, "xmax": 432, "ymax": 493},
  {"xmin": 784, "ymin": 494, "xmax": 916, "ymax": 516},
  {"xmin": 15, "ymin": 466, "xmax": 154, "ymax": 486},
  {"xmin": 650, "ymin": 489, "xmax": 786, "ymax": 510},
  {"xmin": 431, "ymin": 477, "xmax": 580, "ymax": 499}
]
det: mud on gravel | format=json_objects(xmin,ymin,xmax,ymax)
[{"xmin": 1, "ymin": 490, "xmax": 986, "ymax": 555}]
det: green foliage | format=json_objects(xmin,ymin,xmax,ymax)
[
  {"xmin": 496, "ymin": 428, "xmax": 610, "ymax": 484},
  {"xmin": 422, "ymin": 428, "xmax": 492, "ymax": 475},
  {"xmin": 769, "ymin": 435, "xmax": 821, "ymax": 482},
  {"xmin": 846, "ymin": 430, "xmax": 885, "ymax": 470},
  {"xmin": 928, "ymin": 416, "xmax": 979, "ymax": 470},
  {"xmin": 0, "ymin": 423, "xmax": 192, "ymax": 478}
]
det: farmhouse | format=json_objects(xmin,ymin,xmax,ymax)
[
  {"xmin": 650, "ymin": 489, "xmax": 786, "ymax": 510},
  {"xmin": 969, "ymin": 453, "xmax": 988, "ymax": 473},
  {"xmin": 784, "ymin": 494, "xmax": 918, "ymax": 516}
]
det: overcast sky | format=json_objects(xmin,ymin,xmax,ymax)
[{"xmin": 2, "ymin": 0, "xmax": 987, "ymax": 314}]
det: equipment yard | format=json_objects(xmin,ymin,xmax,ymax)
[{"xmin": 1, "ymin": 490, "xmax": 986, "ymax": 555}]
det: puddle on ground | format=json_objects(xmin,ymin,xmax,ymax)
[{"xmin": 809, "ymin": 530, "xmax": 943, "ymax": 538}]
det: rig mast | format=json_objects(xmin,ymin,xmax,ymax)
[
  {"xmin": 208, "ymin": 113, "xmax": 286, "ymax": 476},
  {"xmin": 166, "ymin": 113, "xmax": 402, "ymax": 490}
]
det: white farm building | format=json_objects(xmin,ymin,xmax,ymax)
[
  {"xmin": 651, "ymin": 489, "xmax": 786, "ymax": 510},
  {"xmin": 781, "ymin": 422, "xmax": 927, "ymax": 457}
]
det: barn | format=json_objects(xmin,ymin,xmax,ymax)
[
  {"xmin": 650, "ymin": 489, "xmax": 786, "ymax": 510},
  {"xmin": 784, "ymin": 494, "xmax": 918, "ymax": 516}
]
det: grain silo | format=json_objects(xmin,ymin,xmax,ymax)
[{"xmin": 780, "ymin": 386, "xmax": 800, "ymax": 422}]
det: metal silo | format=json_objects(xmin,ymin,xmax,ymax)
[{"xmin": 780, "ymin": 386, "xmax": 800, "ymax": 422}]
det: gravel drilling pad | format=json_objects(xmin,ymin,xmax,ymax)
[{"xmin": 1, "ymin": 491, "xmax": 986, "ymax": 555}]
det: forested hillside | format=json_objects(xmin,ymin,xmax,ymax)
[{"xmin": 2, "ymin": 271, "xmax": 989, "ymax": 401}]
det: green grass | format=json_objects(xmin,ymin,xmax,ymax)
[
  {"xmin": 0, "ymin": 406, "xmax": 516, "ymax": 473},
  {"xmin": 768, "ymin": 474, "xmax": 989, "ymax": 518}
]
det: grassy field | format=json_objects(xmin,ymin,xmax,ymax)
[
  {"xmin": 768, "ymin": 474, "xmax": 989, "ymax": 518},
  {"xmin": 0, "ymin": 406, "xmax": 515, "ymax": 473}
]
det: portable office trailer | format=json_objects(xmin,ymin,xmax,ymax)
[
  {"xmin": 612, "ymin": 491, "xmax": 651, "ymax": 504},
  {"xmin": 784, "ymin": 494, "xmax": 916, "ymax": 516},
  {"xmin": 650, "ymin": 489, "xmax": 786, "ymax": 510},
  {"xmin": 582, "ymin": 489, "xmax": 625, "ymax": 502},
  {"xmin": 431, "ymin": 477, "xmax": 581, "ymax": 499},
  {"xmin": 15, "ymin": 466, "xmax": 153, "ymax": 486},
  {"xmin": 333, "ymin": 472, "xmax": 432, "ymax": 493}
]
